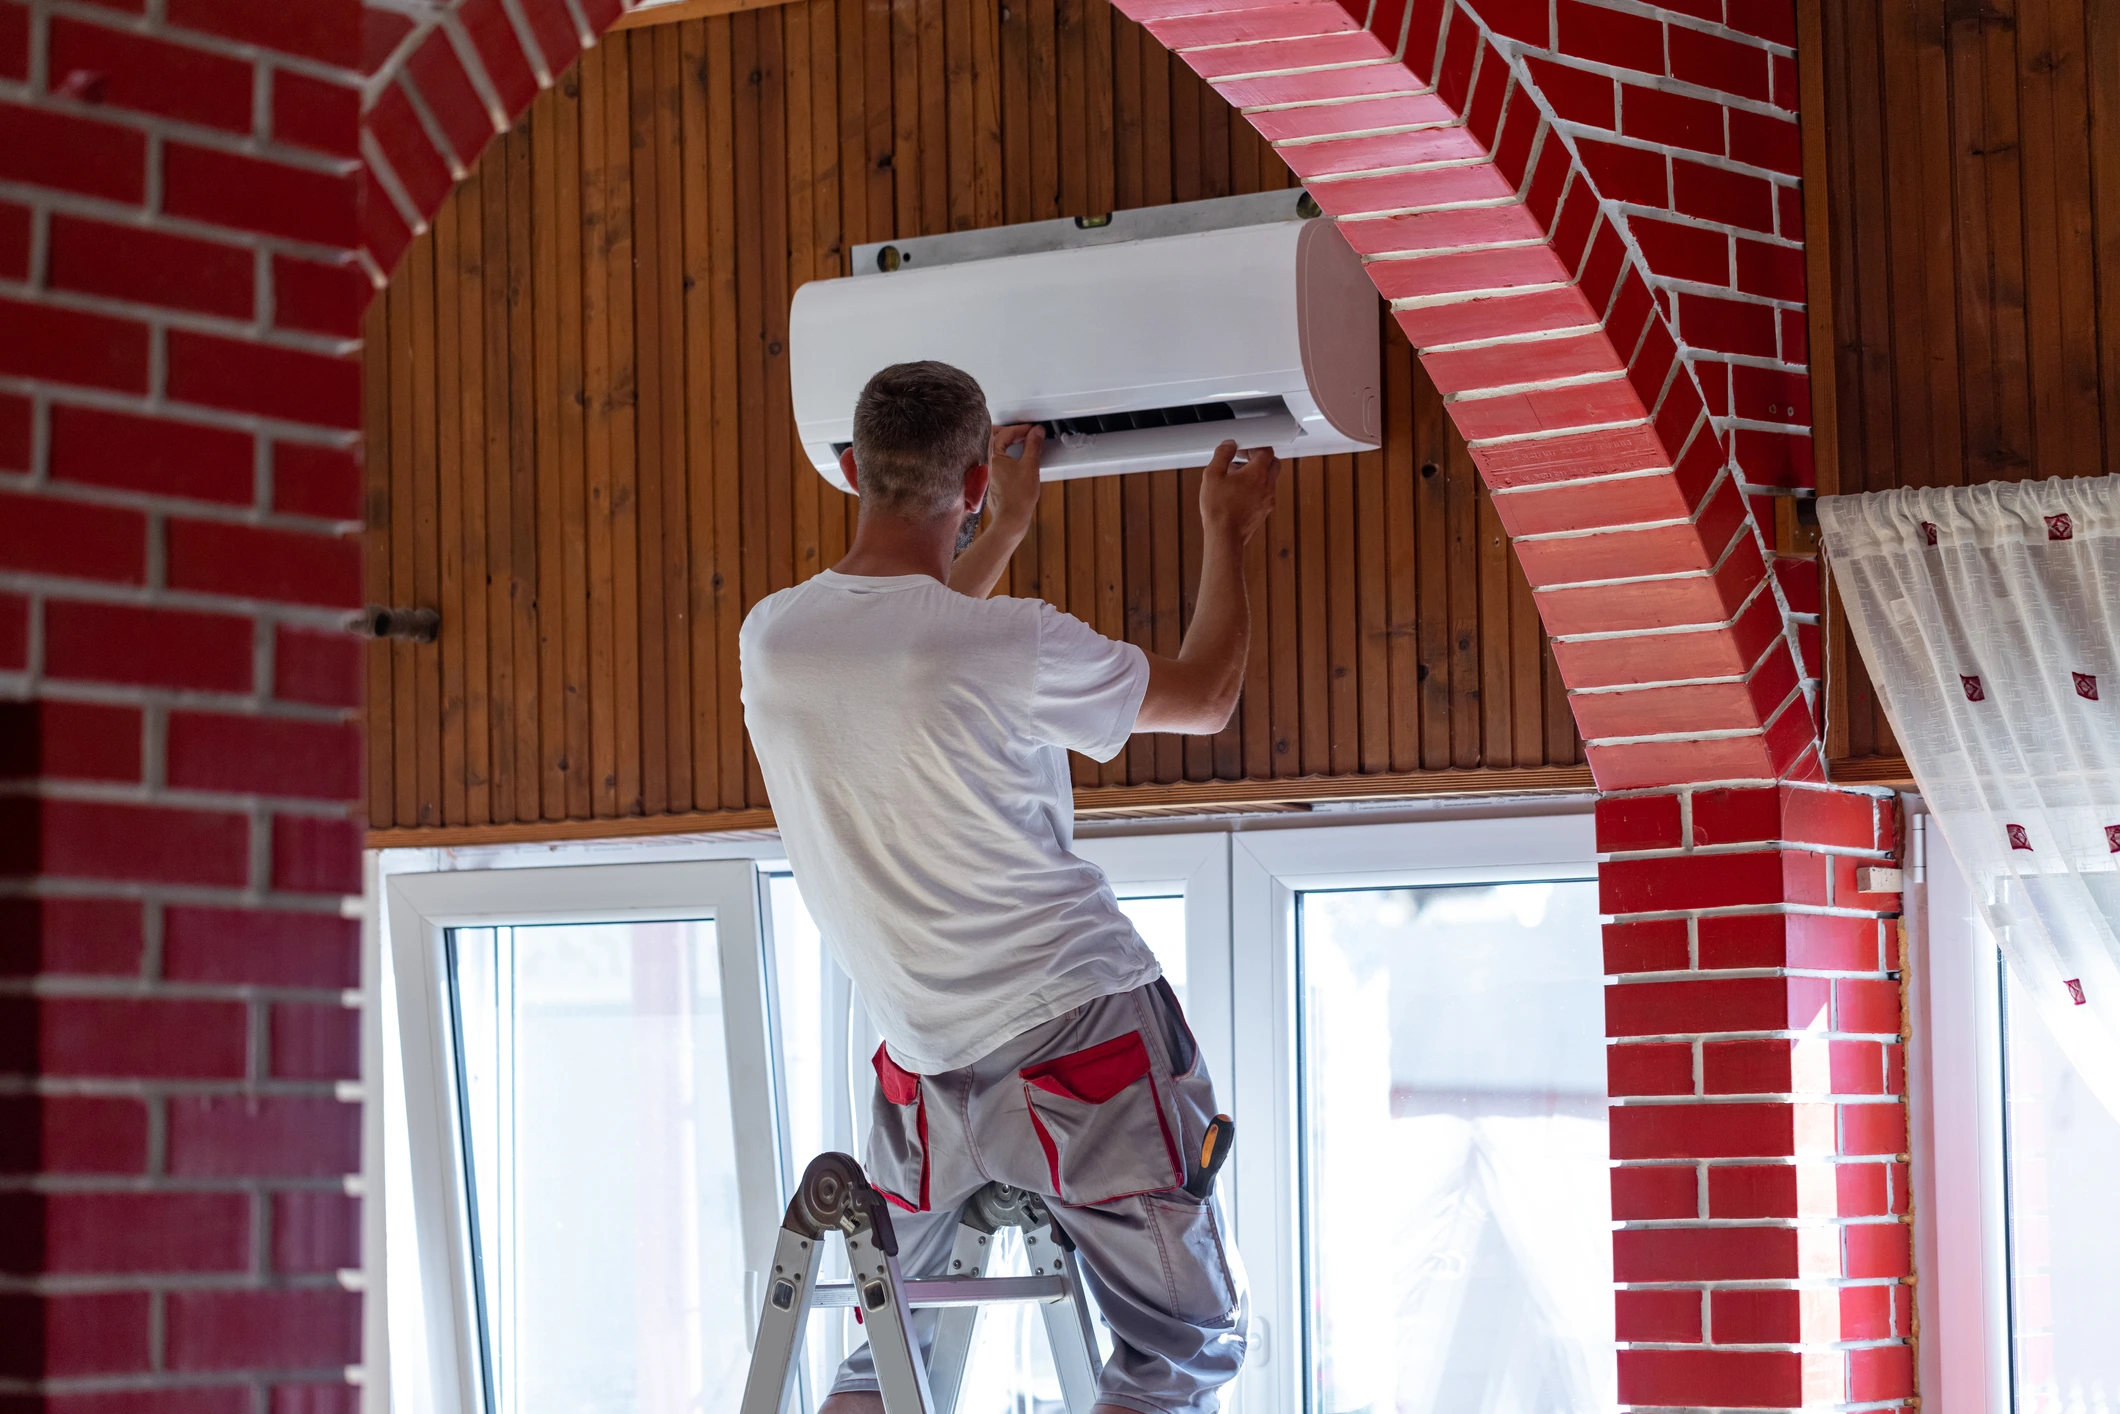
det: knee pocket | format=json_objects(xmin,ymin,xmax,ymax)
[{"xmin": 1146, "ymin": 1193, "xmax": 1240, "ymax": 1325}]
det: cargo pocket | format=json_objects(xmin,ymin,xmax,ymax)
[
  {"xmin": 1019, "ymin": 1030, "xmax": 1183, "ymax": 1206},
  {"xmin": 1146, "ymin": 1192, "xmax": 1240, "ymax": 1324},
  {"xmin": 866, "ymin": 1043, "xmax": 929, "ymax": 1212}
]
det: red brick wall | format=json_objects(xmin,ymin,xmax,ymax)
[
  {"xmin": 4, "ymin": 0, "xmax": 1909, "ymax": 1406},
  {"xmin": 1, "ymin": 1, "xmax": 369, "ymax": 1408}
]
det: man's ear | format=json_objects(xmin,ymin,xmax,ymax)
[
  {"xmin": 963, "ymin": 462, "xmax": 991, "ymax": 515},
  {"xmin": 838, "ymin": 446, "xmax": 860, "ymax": 493}
]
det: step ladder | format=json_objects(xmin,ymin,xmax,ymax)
[{"xmin": 738, "ymin": 1152, "xmax": 1104, "ymax": 1414}]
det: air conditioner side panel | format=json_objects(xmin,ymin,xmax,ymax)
[{"xmin": 1296, "ymin": 220, "xmax": 1383, "ymax": 447}]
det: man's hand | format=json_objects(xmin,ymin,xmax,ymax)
[
  {"xmin": 1199, "ymin": 440, "xmax": 1279, "ymax": 544},
  {"xmin": 1134, "ymin": 440, "xmax": 1283, "ymax": 736},
  {"xmin": 947, "ymin": 424, "xmax": 1044, "ymax": 599},
  {"xmin": 985, "ymin": 424, "xmax": 1045, "ymax": 532}
]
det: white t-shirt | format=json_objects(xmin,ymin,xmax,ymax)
[{"xmin": 740, "ymin": 570, "xmax": 1159, "ymax": 1073}]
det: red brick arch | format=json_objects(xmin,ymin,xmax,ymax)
[
  {"xmin": 360, "ymin": 0, "xmax": 1823, "ymax": 795},
  {"xmin": 0, "ymin": 0, "xmax": 1907, "ymax": 1408}
]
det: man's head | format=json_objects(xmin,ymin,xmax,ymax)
[{"xmin": 844, "ymin": 361, "xmax": 992, "ymax": 519}]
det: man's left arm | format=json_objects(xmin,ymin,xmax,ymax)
[{"xmin": 949, "ymin": 424, "xmax": 1045, "ymax": 599}]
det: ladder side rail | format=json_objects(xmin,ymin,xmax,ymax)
[
  {"xmin": 1025, "ymin": 1218, "xmax": 1103, "ymax": 1414},
  {"xmin": 845, "ymin": 1225, "xmax": 940, "ymax": 1414},
  {"xmin": 922, "ymin": 1220, "xmax": 996, "ymax": 1414},
  {"xmin": 740, "ymin": 1225, "xmax": 827, "ymax": 1414}
]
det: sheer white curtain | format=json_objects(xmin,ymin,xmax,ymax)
[{"xmin": 1818, "ymin": 475, "xmax": 2120, "ymax": 1119}]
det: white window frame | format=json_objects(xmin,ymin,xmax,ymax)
[
  {"xmin": 1901, "ymin": 800, "xmax": 2015, "ymax": 1412},
  {"xmin": 1226, "ymin": 809, "xmax": 1598, "ymax": 1414},
  {"xmin": 381, "ymin": 860, "xmax": 782, "ymax": 1414},
  {"xmin": 368, "ymin": 802, "xmax": 1605, "ymax": 1414}
]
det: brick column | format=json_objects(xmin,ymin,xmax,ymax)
[
  {"xmin": 1598, "ymin": 785, "xmax": 1912, "ymax": 1409},
  {"xmin": 2, "ymin": 3, "xmax": 370, "ymax": 1409}
]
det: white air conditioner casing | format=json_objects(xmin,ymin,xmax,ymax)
[{"xmin": 788, "ymin": 193, "xmax": 1381, "ymax": 489}]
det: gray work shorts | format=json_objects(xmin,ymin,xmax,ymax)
[{"xmin": 831, "ymin": 979, "xmax": 1249, "ymax": 1414}]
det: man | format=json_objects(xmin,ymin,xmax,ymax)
[{"xmin": 740, "ymin": 361, "xmax": 1279, "ymax": 1414}]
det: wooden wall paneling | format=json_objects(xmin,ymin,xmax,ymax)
[
  {"xmin": 655, "ymin": 25, "xmax": 696, "ymax": 813},
  {"xmin": 434, "ymin": 192, "xmax": 469, "ymax": 827},
  {"xmin": 1325, "ymin": 453, "xmax": 1358, "ymax": 776},
  {"xmin": 1906, "ymin": 0, "xmax": 1964, "ymax": 490},
  {"xmin": 1138, "ymin": 17, "xmax": 1172, "ymax": 208},
  {"xmin": 1087, "ymin": 0, "xmax": 1116, "ymax": 213},
  {"xmin": 970, "ymin": 0, "xmax": 1002, "ymax": 227},
  {"xmin": 762, "ymin": 10, "xmax": 797, "ymax": 803},
  {"xmin": 1262, "ymin": 451, "xmax": 1297, "ymax": 777},
  {"xmin": 1475, "ymin": 472, "xmax": 1510, "ymax": 767},
  {"xmin": 1509, "ymin": 541, "xmax": 1545, "ymax": 767},
  {"xmin": 678, "ymin": 19, "xmax": 714, "ymax": 810},
  {"xmin": 1948, "ymin": 3, "xmax": 2021, "ymax": 484},
  {"xmin": 1412, "ymin": 361, "xmax": 1450, "ymax": 770},
  {"xmin": 628, "ymin": 29, "xmax": 668, "ymax": 816},
  {"xmin": 784, "ymin": 0, "xmax": 820, "ymax": 620},
  {"xmin": 1444, "ymin": 414, "xmax": 1480, "ymax": 768},
  {"xmin": 385, "ymin": 251, "xmax": 419, "ymax": 826},
  {"xmin": 730, "ymin": 12, "xmax": 770, "ymax": 803},
  {"xmin": 1543, "ymin": 636, "xmax": 1576, "ymax": 767},
  {"xmin": 1055, "ymin": 0, "xmax": 1087, "ymax": 216},
  {"xmin": 890, "ymin": 0, "xmax": 920, "ymax": 235},
  {"xmin": 365, "ymin": 6, "xmax": 1595, "ymax": 843},
  {"xmin": 503, "ymin": 123, "xmax": 540, "ymax": 824},
  {"xmin": 410, "ymin": 225, "xmax": 443, "ymax": 826},
  {"xmin": 362, "ymin": 296, "xmax": 393, "ymax": 829},
  {"xmin": 608, "ymin": 41, "xmax": 646, "ymax": 819},
  {"xmin": 454, "ymin": 169, "xmax": 493, "ymax": 828},
  {"xmin": 1294, "ymin": 456, "xmax": 1328, "ymax": 775},
  {"xmin": 1112, "ymin": 11, "xmax": 1142, "ymax": 213},
  {"xmin": 1095, "ymin": 477, "xmax": 1127, "ymax": 787},
  {"xmin": 2095, "ymin": 0, "xmax": 2120, "ymax": 479},
  {"xmin": 1382, "ymin": 326, "xmax": 1418, "ymax": 773},
  {"xmin": 578, "ymin": 45, "xmax": 621, "ymax": 819},
  {"xmin": 705, "ymin": 16, "xmax": 748, "ymax": 808},
  {"xmin": 1354, "ymin": 434, "xmax": 1389, "ymax": 774},
  {"xmin": 944, "ymin": 0, "xmax": 973, "ymax": 232},
  {"xmin": 1066, "ymin": 478, "xmax": 1098, "ymax": 788},
  {"xmin": 1178, "ymin": 462, "xmax": 1209, "ymax": 781},
  {"xmin": 916, "ymin": 0, "xmax": 948, "ymax": 234},
  {"xmin": 1028, "ymin": 0, "xmax": 1059, "ymax": 222},
  {"xmin": 2022, "ymin": 0, "xmax": 2102, "ymax": 474}
]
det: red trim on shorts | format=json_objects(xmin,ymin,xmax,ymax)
[
  {"xmin": 870, "ymin": 1043, "xmax": 929, "ymax": 1211},
  {"xmin": 1020, "ymin": 1030, "xmax": 1152, "ymax": 1103}
]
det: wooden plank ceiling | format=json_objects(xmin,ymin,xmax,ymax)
[
  {"xmin": 361, "ymin": 0, "xmax": 1589, "ymax": 843},
  {"xmin": 1817, "ymin": 0, "xmax": 2120, "ymax": 766}
]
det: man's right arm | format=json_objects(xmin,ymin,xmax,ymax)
[{"xmin": 1134, "ymin": 441, "xmax": 1282, "ymax": 735}]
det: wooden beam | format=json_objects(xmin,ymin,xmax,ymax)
[
  {"xmin": 1795, "ymin": 0, "xmax": 1840, "ymax": 502},
  {"xmin": 364, "ymin": 765, "xmax": 1598, "ymax": 848},
  {"xmin": 610, "ymin": 0, "xmax": 800, "ymax": 32},
  {"xmin": 1073, "ymin": 765, "xmax": 1596, "ymax": 815},
  {"xmin": 1826, "ymin": 755, "xmax": 1914, "ymax": 787}
]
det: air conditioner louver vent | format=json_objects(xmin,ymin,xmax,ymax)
[{"xmin": 830, "ymin": 398, "xmax": 1259, "ymax": 459}]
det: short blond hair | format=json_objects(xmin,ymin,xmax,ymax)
[{"xmin": 850, "ymin": 361, "xmax": 991, "ymax": 516}]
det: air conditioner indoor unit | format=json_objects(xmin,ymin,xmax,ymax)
[{"xmin": 788, "ymin": 189, "xmax": 1382, "ymax": 490}]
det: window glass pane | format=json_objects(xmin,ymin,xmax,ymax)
[
  {"xmin": 2006, "ymin": 964, "xmax": 2120, "ymax": 1413},
  {"xmin": 1117, "ymin": 893, "xmax": 1186, "ymax": 1008},
  {"xmin": 1298, "ymin": 881, "xmax": 1614, "ymax": 1414},
  {"xmin": 451, "ymin": 920, "xmax": 747, "ymax": 1414}
]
